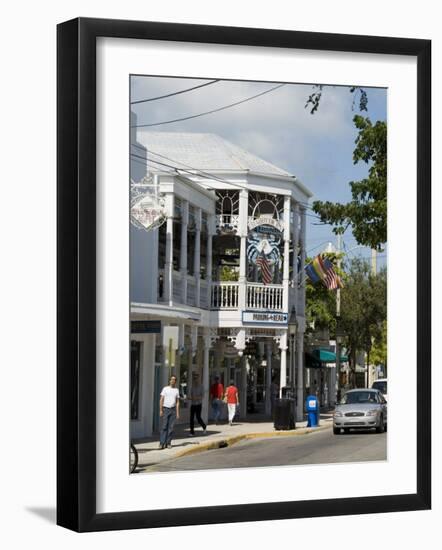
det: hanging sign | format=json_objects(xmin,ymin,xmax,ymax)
[
  {"xmin": 242, "ymin": 311, "xmax": 288, "ymax": 324},
  {"xmin": 130, "ymin": 176, "xmax": 166, "ymax": 232}
]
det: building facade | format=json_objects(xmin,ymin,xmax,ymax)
[{"xmin": 130, "ymin": 132, "xmax": 313, "ymax": 439}]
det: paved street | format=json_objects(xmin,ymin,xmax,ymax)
[{"xmin": 144, "ymin": 426, "xmax": 387, "ymax": 472}]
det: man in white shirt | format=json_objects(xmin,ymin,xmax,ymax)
[{"xmin": 159, "ymin": 375, "xmax": 180, "ymax": 449}]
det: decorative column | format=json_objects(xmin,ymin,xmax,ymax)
[
  {"xmin": 241, "ymin": 356, "xmax": 248, "ymax": 419},
  {"xmin": 164, "ymin": 193, "xmax": 174, "ymax": 305},
  {"xmin": 296, "ymin": 330, "xmax": 305, "ymax": 421},
  {"xmin": 194, "ymin": 208, "xmax": 201, "ymax": 307},
  {"xmin": 180, "ymin": 200, "xmax": 189, "ymax": 304},
  {"xmin": 238, "ymin": 189, "xmax": 249, "ymax": 312},
  {"xmin": 265, "ymin": 342, "xmax": 272, "ymax": 415},
  {"xmin": 299, "ymin": 207, "xmax": 307, "ymax": 315},
  {"xmin": 206, "ymin": 215, "xmax": 214, "ymax": 308},
  {"xmin": 187, "ymin": 326, "xmax": 198, "ymax": 401},
  {"xmin": 283, "ymin": 196, "xmax": 291, "ymax": 312},
  {"xmin": 202, "ymin": 330, "xmax": 211, "ymax": 422},
  {"xmin": 279, "ymin": 331, "xmax": 288, "ymax": 396},
  {"xmin": 292, "ymin": 203, "xmax": 300, "ymax": 310}
]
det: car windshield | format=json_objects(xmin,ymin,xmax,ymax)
[
  {"xmin": 341, "ymin": 391, "xmax": 377, "ymax": 404},
  {"xmin": 372, "ymin": 381, "xmax": 387, "ymax": 394}
]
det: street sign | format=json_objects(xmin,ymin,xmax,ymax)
[
  {"xmin": 131, "ymin": 320, "xmax": 161, "ymax": 334},
  {"xmin": 242, "ymin": 311, "xmax": 288, "ymax": 324}
]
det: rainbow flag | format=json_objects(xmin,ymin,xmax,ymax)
[{"xmin": 306, "ymin": 254, "xmax": 343, "ymax": 290}]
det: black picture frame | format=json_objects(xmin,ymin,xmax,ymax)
[{"xmin": 57, "ymin": 17, "xmax": 431, "ymax": 532}]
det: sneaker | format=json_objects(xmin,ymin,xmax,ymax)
[
  {"xmin": 202, "ymin": 429, "xmax": 207, "ymax": 434},
  {"xmin": 189, "ymin": 433, "xmax": 195, "ymax": 437},
  {"xmin": 167, "ymin": 444, "xmax": 172, "ymax": 449},
  {"xmin": 159, "ymin": 443, "xmax": 164, "ymax": 449}
]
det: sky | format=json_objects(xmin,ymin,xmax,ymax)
[{"xmin": 130, "ymin": 76, "xmax": 387, "ymax": 269}]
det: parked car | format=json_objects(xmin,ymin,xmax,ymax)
[
  {"xmin": 371, "ymin": 378, "xmax": 387, "ymax": 401},
  {"xmin": 333, "ymin": 388, "xmax": 387, "ymax": 435}
]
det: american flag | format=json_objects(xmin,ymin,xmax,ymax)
[
  {"xmin": 256, "ymin": 254, "xmax": 273, "ymax": 285},
  {"xmin": 322, "ymin": 257, "xmax": 343, "ymax": 290}
]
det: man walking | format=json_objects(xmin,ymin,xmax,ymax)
[
  {"xmin": 210, "ymin": 375, "xmax": 224, "ymax": 425},
  {"xmin": 189, "ymin": 372, "xmax": 207, "ymax": 436},
  {"xmin": 159, "ymin": 375, "xmax": 180, "ymax": 449},
  {"xmin": 225, "ymin": 380, "xmax": 239, "ymax": 426}
]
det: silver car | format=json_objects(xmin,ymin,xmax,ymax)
[{"xmin": 333, "ymin": 389, "xmax": 387, "ymax": 435}]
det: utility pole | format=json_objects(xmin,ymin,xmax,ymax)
[
  {"xmin": 371, "ymin": 248, "xmax": 377, "ymax": 276},
  {"xmin": 334, "ymin": 233, "xmax": 342, "ymax": 401}
]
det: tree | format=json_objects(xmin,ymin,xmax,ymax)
[
  {"xmin": 304, "ymin": 253, "xmax": 344, "ymax": 335},
  {"xmin": 371, "ymin": 320, "xmax": 387, "ymax": 371},
  {"xmin": 305, "ymin": 85, "xmax": 368, "ymax": 115},
  {"xmin": 339, "ymin": 259, "xmax": 387, "ymax": 387},
  {"xmin": 312, "ymin": 115, "xmax": 387, "ymax": 251}
]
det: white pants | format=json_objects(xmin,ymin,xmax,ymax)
[{"xmin": 228, "ymin": 404, "xmax": 237, "ymax": 423}]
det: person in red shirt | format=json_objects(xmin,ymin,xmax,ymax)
[
  {"xmin": 210, "ymin": 376, "xmax": 224, "ymax": 424},
  {"xmin": 224, "ymin": 380, "xmax": 239, "ymax": 426}
]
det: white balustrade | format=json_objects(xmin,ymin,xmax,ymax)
[
  {"xmin": 211, "ymin": 282, "xmax": 239, "ymax": 309},
  {"xmin": 246, "ymin": 283, "xmax": 283, "ymax": 311},
  {"xmin": 187, "ymin": 277, "xmax": 197, "ymax": 306},
  {"xmin": 210, "ymin": 282, "xmax": 284, "ymax": 311}
]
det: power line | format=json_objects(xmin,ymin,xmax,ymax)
[
  {"xmin": 131, "ymin": 83, "xmax": 286, "ymax": 128},
  {"xmin": 131, "ymin": 80, "xmax": 220, "ymax": 105},
  {"xmin": 130, "ymin": 146, "xmax": 330, "ymax": 225},
  {"xmin": 131, "ymin": 142, "xmax": 316, "ymax": 212}
]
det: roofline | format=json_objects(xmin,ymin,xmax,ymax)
[{"xmin": 192, "ymin": 169, "xmax": 313, "ymax": 199}]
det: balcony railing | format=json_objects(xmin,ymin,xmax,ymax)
[
  {"xmin": 246, "ymin": 283, "xmax": 283, "ymax": 311},
  {"xmin": 210, "ymin": 282, "xmax": 284, "ymax": 311},
  {"xmin": 211, "ymin": 282, "xmax": 239, "ymax": 309}
]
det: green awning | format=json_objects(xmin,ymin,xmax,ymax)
[{"xmin": 310, "ymin": 349, "xmax": 348, "ymax": 364}]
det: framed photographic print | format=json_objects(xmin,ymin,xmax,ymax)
[{"xmin": 57, "ymin": 17, "xmax": 431, "ymax": 532}]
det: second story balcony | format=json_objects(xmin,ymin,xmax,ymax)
[{"xmin": 211, "ymin": 281, "xmax": 284, "ymax": 312}]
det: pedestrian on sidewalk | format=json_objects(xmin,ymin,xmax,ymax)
[
  {"xmin": 224, "ymin": 380, "xmax": 239, "ymax": 426},
  {"xmin": 210, "ymin": 375, "xmax": 224, "ymax": 425},
  {"xmin": 159, "ymin": 375, "xmax": 180, "ymax": 449},
  {"xmin": 189, "ymin": 372, "xmax": 207, "ymax": 436}
]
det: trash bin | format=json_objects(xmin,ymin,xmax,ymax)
[{"xmin": 274, "ymin": 398, "xmax": 296, "ymax": 430}]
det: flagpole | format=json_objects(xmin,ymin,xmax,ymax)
[{"xmin": 334, "ymin": 233, "xmax": 342, "ymax": 403}]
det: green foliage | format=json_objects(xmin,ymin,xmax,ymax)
[
  {"xmin": 312, "ymin": 116, "xmax": 387, "ymax": 250},
  {"xmin": 305, "ymin": 85, "xmax": 368, "ymax": 115},
  {"xmin": 339, "ymin": 259, "xmax": 387, "ymax": 381},
  {"xmin": 305, "ymin": 253, "xmax": 343, "ymax": 333},
  {"xmin": 371, "ymin": 320, "xmax": 387, "ymax": 367},
  {"xmin": 219, "ymin": 265, "xmax": 238, "ymax": 282}
]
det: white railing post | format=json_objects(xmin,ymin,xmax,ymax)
[
  {"xmin": 283, "ymin": 195, "xmax": 290, "ymax": 313},
  {"xmin": 164, "ymin": 194, "xmax": 174, "ymax": 305},
  {"xmin": 238, "ymin": 189, "xmax": 248, "ymax": 312},
  {"xmin": 180, "ymin": 200, "xmax": 188, "ymax": 304}
]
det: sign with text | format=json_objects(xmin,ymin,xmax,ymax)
[
  {"xmin": 242, "ymin": 311, "xmax": 288, "ymax": 324},
  {"xmin": 131, "ymin": 320, "xmax": 161, "ymax": 334}
]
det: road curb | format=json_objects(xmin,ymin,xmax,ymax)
[{"xmin": 171, "ymin": 422, "xmax": 331, "ymax": 460}]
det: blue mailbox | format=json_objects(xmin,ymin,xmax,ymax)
[{"xmin": 306, "ymin": 394, "xmax": 320, "ymax": 427}]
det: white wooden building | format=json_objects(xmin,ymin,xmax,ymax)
[{"xmin": 130, "ymin": 131, "xmax": 312, "ymax": 439}]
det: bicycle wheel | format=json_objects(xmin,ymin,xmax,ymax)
[{"xmin": 130, "ymin": 443, "xmax": 138, "ymax": 473}]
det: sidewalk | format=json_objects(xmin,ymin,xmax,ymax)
[{"xmin": 133, "ymin": 411, "xmax": 334, "ymax": 471}]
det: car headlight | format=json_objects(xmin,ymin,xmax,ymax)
[
  {"xmin": 365, "ymin": 409, "xmax": 379, "ymax": 417},
  {"xmin": 334, "ymin": 411, "xmax": 343, "ymax": 417}
]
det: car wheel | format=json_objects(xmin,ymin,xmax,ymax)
[
  {"xmin": 376, "ymin": 415, "xmax": 385, "ymax": 433},
  {"xmin": 333, "ymin": 427, "xmax": 341, "ymax": 435}
]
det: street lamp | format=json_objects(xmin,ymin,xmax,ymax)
[{"xmin": 288, "ymin": 307, "xmax": 297, "ymax": 389}]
